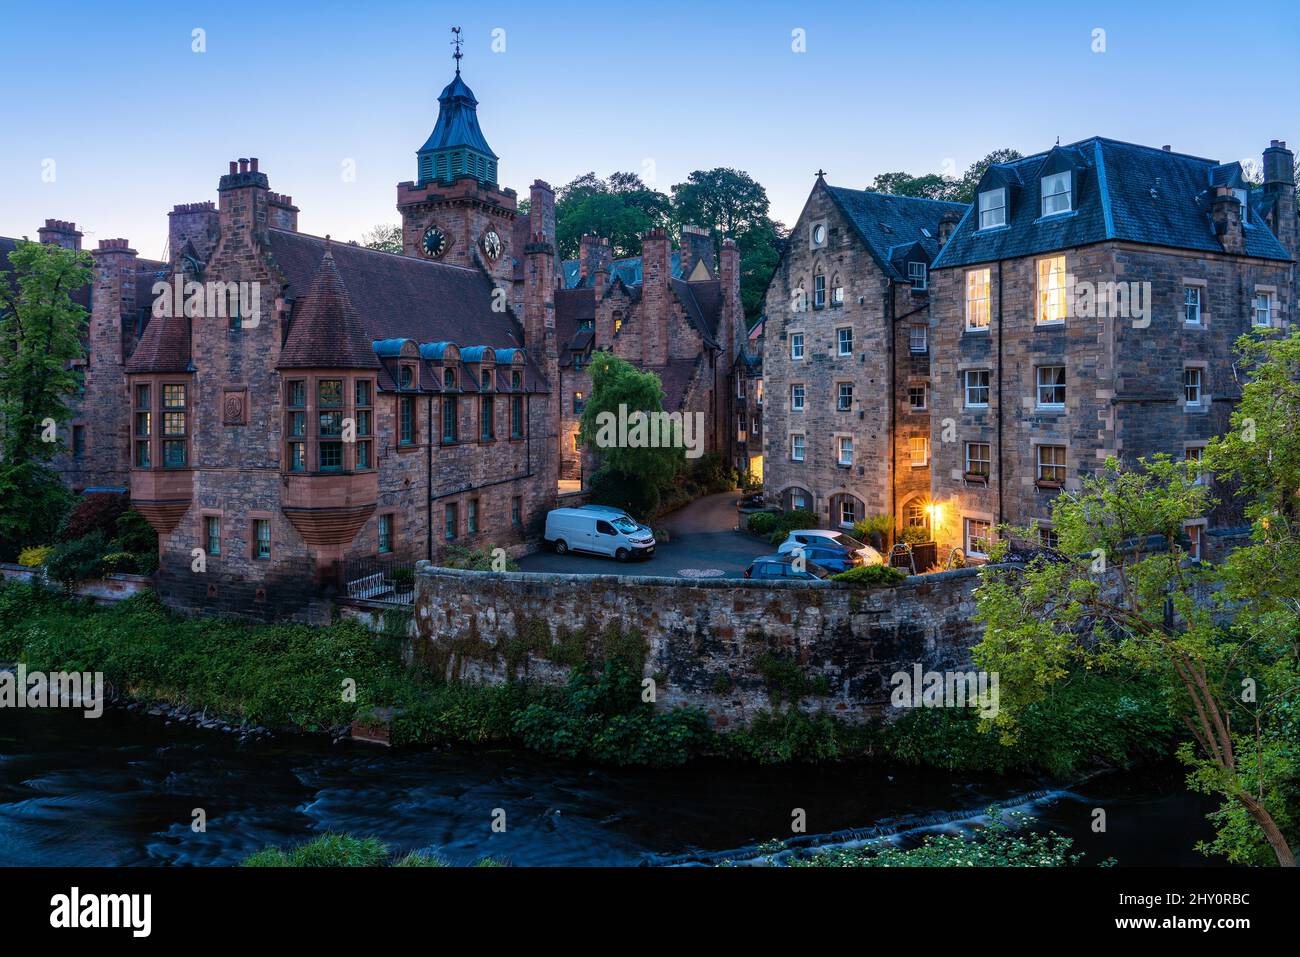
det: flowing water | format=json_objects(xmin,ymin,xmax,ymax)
[{"xmin": 0, "ymin": 706, "xmax": 1218, "ymax": 867}]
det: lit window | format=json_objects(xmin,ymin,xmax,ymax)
[
  {"xmin": 909, "ymin": 325, "xmax": 927, "ymax": 353},
  {"xmin": 791, "ymin": 384, "xmax": 805, "ymax": 412},
  {"xmin": 908, "ymin": 261, "xmax": 927, "ymax": 290},
  {"xmin": 838, "ymin": 436, "xmax": 853, "ymax": 466},
  {"xmin": 1036, "ymin": 366, "xmax": 1066, "ymax": 408},
  {"xmin": 1184, "ymin": 367, "xmax": 1203, "ymax": 406},
  {"xmin": 1037, "ymin": 445, "xmax": 1066, "ymax": 484},
  {"xmin": 1254, "ymin": 292, "xmax": 1273, "ymax": 328},
  {"xmin": 573, "ymin": 391, "xmax": 584, "ymax": 415},
  {"xmin": 791, "ymin": 333, "xmax": 804, "ymax": 360},
  {"xmin": 979, "ymin": 187, "xmax": 1007, "ymax": 229},
  {"xmin": 837, "ymin": 327, "xmax": 853, "ymax": 356},
  {"xmin": 965, "ymin": 442, "xmax": 990, "ymax": 477},
  {"xmin": 1037, "ymin": 256, "xmax": 1067, "ymax": 323},
  {"xmin": 906, "ymin": 502, "xmax": 929, "ymax": 533},
  {"xmin": 254, "ymin": 519, "xmax": 270, "ymax": 559},
  {"xmin": 1041, "ymin": 171, "xmax": 1072, "ymax": 216},
  {"xmin": 908, "ymin": 385, "xmax": 926, "ymax": 411},
  {"xmin": 1184, "ymin": 286, "xmax": 1202, "ymax": 325},
  {"xmin": 964, "ymin": 369, "xmax": 990, "ymax": 408},
  {"xmin": 791, "ymin": 434, "xmax": 805, "ymax": 462},
  {"xmin": 909, "ymin": 435, "xmax": 928, "ymax": 467},
  {"xmin": 965, "ymin": 269, "xmax": 990, "ymax": 330},
  {"xmin": 965, "ymin": 518, "xmax": 991, "ymax": 558},
  {"xmin": 837, "ymin": 382, "xmax": 853, "ymax": 412},
  {"xmin": 1185, "ymin": 523, "xmax": 1203, "ymax": 561}
]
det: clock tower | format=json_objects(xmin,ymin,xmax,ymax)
[{"xmin": 397, "ymin": 27, "xmax": 516, "ymax": 289}]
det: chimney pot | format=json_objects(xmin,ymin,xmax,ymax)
[
  {"xmin": 250, "ymin": 157, "xmax": 259, "ymax": 172},
  {"xmin": 1162, "ymin": 145, "xmax": 1171, "ymax": 151}
]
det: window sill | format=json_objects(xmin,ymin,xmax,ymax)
[
  {"xmin": 965, "ymin": 405, "xmax": 990, "ymax": 412},
  {"xmin": 963, "ymin": 327, "xmax": 991, "ymax": 335},
  {"xmin": 1035, "ymin": 480, "xmax": 1064, "ymax": 490},
  {"xmin": 1035, "ymin": 405, "xmax": 1066, "ymax": 414},
  {"xmin": 1035, "ymin": 320, "xmax": 1066, "ymax": 328},
  {"xmin": 963, "ymin": 473, "xmax": 989, "ymax": 484},
  {"xmin": 1033, "ymin": 210, "xmax": 1077, "ymax": 225}
]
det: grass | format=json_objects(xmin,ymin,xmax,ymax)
[{"xmin": 242, "ymin": 833, "xmax": 503, "ymax": 867}]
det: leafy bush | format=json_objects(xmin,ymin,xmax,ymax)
[
  {"xmin": 111, "ymin": 507, "xmax": 157, "ymax": 555},
  {"xmin": 687, "ymin": 453, "xmax": 735, "ymax": 494},
  {"xmin": 44, "ymin": 532, "xmax": 107, "ymax": 583},
  {"xmin": 243, "ymin": 834, "xmax": 501, "ymax": 867},
  {"xmin": 853, "ymin": 514, "xmax": 893, "ymax": 549},
  {"xmin": 588, "ymin": 467, "xmax": 661, "ymax": 520},
  {"xmin": 722, "ymin": 708, "xmax": 875, "ymax": 764},
  {"xmin": 57, "ymin": 492, "xmax": 129, "ymax": 543},
  {"xmin": 898, "ymin": 523, "xmax": 931, "ymax": 545},
  {"xmin": 440, "ymin": 545, "xmax": 519, "ymax": 572},
  {"xmin": 17, "ymin": 545, "xmax": 53, "ymax": 568},
  {"xmin": 746, "ymin": 512, "xmax": 777, "ymax": 535},
  {"xmin": 100, "ymin": 551, "xmax": 139, "ymax": 574},
  {"xmin": 832, "ymin": 565, "xmax": 907, "ymax": 587}
]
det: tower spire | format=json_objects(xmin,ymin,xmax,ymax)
[{"xmin": 451, "ymin": 25, "xmax": 463, "ymax": 75}]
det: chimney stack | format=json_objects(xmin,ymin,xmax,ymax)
[
  {"xmin": 938, "ymin": 210, "xmax": 961, "ymax": 247},
  {"xmin": 639, "ymin": 228, "xmax": 671, "ymax": 366},
  {"xmin": 579, "ymin": 234, "xmax": 611, "ymax": 284},
  {"xmin": 1262, "ymin": 140, "xmax": 1297, "ymax": 261},
  {"xmin": 218, "ymin": 157, "xmax": 271, "ymax": 243},
  {"xmin": 1211, "ymin": 186, "xmax": 1245, "ymax": 255},
  {"xmin": 720, "ymin": 238, "xmax": 742, "ymax": 359},
  {"xmin": 37, "ymin": 219, "xmax": 82, "ymax": 251},
  {"xmin": 680, "ymin": 224, "xmax": 715, "ymax": 278}
]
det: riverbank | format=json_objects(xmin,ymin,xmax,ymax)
[{"xmin": 0, "ymin": 580, "xmax": 1178, "ymax": 776}]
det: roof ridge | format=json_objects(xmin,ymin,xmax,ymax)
[
  {"xmin": 270, "ymin": 227, "xmax": 481, "ymax": 272},
  {"xmin": 827, "ymin": 184, "xmax": 968, "ymax": 208}
]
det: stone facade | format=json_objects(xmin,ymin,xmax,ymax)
[
  {"xmin": 760, "ymin": 177, "xmax": 963, "ymax": 541},
  {"xmin": 927, "ymin": 138, "xmax": 1297, "ymax": 561}
]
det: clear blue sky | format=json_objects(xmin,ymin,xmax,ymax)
[{"xmin": 1, "ymin": 0, "xmax": 1296, "ymax": 260}]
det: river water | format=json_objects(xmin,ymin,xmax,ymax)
[{"xmin": 0, "ymin": 706, "xmax": 1218, "ymax": 866}]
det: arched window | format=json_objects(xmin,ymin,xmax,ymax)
[
  {"xmin": 443, "ymin": 368, "xmax": 456, "ymax": 390},
  {"xmin": 783, "ymin": 487, "xmax": 813, "ymax": 512},
  {"xmin": 831, "ymin": 273, "xmax": 844, "ymax": 307},
  {"xmin": 829, "ymin": 493, "xmax": 864, "ymax": 530},
  {"xmin": 904, "ymin": 499, "xmax": 930, "ymax": 534}
]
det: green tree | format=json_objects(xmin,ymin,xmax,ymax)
[
  {"xmin": 578, "ymin": 353, "xmax": 682, "ymax": 517},
  {"xmin": 555, "ymin": 172, "xmax": 671, "ymax": 260},
  {"xmin": 670, "ymin": 167, "xmax": 786, "ymax": 324},
  {"xmin": 974, "ymin": 446, "xmax": 1298, "ymax": 866},
  {"xmin": 871, "ymin": 149, "xmax": 1023, "ymax": 205},
  {"xmin": 358, "ymin": 224, "xmax": 403, "ymax": 254},
  {"xmin": 0, "ymin": 241, "xmax": 90, "ymax": 556}
]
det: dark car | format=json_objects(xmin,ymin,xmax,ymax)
[
  {"xmin": 792, "ymin": 545, "xmax": 862, "ymax": 574},
  {"xmin": 743, "ymin": 554, "xmax": 832, "ymax": 581}
]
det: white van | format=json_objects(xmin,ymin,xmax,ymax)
[{"xmin": 544, "ymin": 507, "xmax": 656, "ymax": 561}]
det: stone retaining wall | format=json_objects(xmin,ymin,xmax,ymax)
[
  {"xmin": 411, "ymin": 562, "xmax": 994, "ymax": 727},
  {"xmin": 0, "ymin": 563, "xmax": 153, "ymax": 604}
]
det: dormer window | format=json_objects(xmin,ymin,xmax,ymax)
[
  {"xmin": 1234, "ymin": 188, "xmax": 1249, "ymax": 225},
  {"xmin": 400, "ymin": 365, "xmax": 414, "ymax": 389},
  {"xmin": 1041, "ymin": 172, "xmax": 1072, "ymax": 216},
  {"xmin": 978, "ymin": 188, "xmax": 1007, "ymax": 229},
  {"xmin": 443, "ymin": 368, "xmax": 455, "ymax": 390},
  {"xmin": 907, "ymin": 261, "xmax": 928, "ymax": 290}
]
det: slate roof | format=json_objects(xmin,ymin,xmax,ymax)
[
  {"xmin": 931, "ymin": 137, "xmax": 1294, "ymax": 270},
  {"xmin": 418, "ymin": 72, "xmax": 497, "ymax": 160},
  {"xmin": 561, "ymin": 251, "xmax": 684, "ymax": 289},
  {"xmin": 276, "ymin": 246, "xmax": 380, "ymax": 370},
  {"xmin": 269, "ymin": 230, "xmax": 549, "ymax": 392},
  {"xmin": 824, "ymin": 186, "xmax": 968, "ymax": 280}
]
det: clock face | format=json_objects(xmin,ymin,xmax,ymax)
[
  {"xmin": 422, "ymin": 226, "xmax": 447, "ymax": 258},
  {"xmin": 482, "ymin": 229, "xmax": 503, "ymax": 261}
]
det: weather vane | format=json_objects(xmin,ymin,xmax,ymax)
[{"xmin": 451, "ymin": 26, "xmax": 463, "ymax": 73}]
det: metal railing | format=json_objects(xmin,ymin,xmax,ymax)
[{"xmin": 337, "ymin": 555, "xmax": 417, "ymax": 604}]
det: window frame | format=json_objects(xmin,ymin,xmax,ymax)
[
  {"xmin": 1036, "ymin": 365, "xmax": 1066, "ymax": 409},
  {"xmin": 965, "ymin": 268, "xmax": 991, "ymax": 331},
  {"xmin": 1184, "ymin": 367, "xmax": 1203, "ymax": 407},
  {"xmin": 836, "ymin": 326, "xmax": 853, "ymax": 357},
  {"xmin": 964, "ymin": 368, "xmax": 990, "ymax": 409},
  {"xmin": 1040, "ymin": 171, "xmax": 1072, "ymax": 217},
  {"xmin": 1036, "ymin": 255, "xmax": 1067, "ymax": 324},
  {"xmin": 978, "ymin": 187, "xmax": 1007, "ymax": 229},
  {"xmin": 1036, "ymin": 444, "xmax": 1067, "ymax": 485},
  {"xmin": 965, "ymin": 442, "xmax": 991, "ymax": 478}
]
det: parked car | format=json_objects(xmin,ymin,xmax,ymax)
[
  {"xmin": 737, "ymin": 492, "xmax": 777, "ymax": 514},
  {"xmin": 776, "ymin": 530, "xmax": 883, "ymax": 565},
  {"xmin": 743, "ymin": 553, "xmax": 832, "ymax": 581},
  {"xmin": 576, "ymin": 504, "xmax": 651, "ymax": 534},
  {"xmin": 787, "ymin": 544, "xmax": 862, "ymax": 574},
  {"xmin": 544, "ymin": 507, "xmax": 656, "ymax": 561}
]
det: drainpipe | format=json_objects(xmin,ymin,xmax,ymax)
[
  {"xmin": 996, "ymin": 260, "xmax": 1004, "ymax": 527},
  {"xmin": 887, "ymin": 280, "xmax": 897, "ymax": 534},
  {"xmin": 426, "ymin": 394, "xmax": 433, "ymax": 562}
]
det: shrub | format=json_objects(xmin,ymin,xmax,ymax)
[
  {"xmin": 832, "ymin": 564, "xmax": 907, "ymax": 587},
  {"xmin": 44, "ymin": 532, "xmax": 107, "ymax": 583},
  {"xmin": 588, "ymin": 467, "xmax": 661, "ymax": 520},
  {"xmin": 100, "ymin": 551, "xmax": 139, "ymax": 574},
  {"xmin": 17, "ymin": 545, "xmax": 53, "ymax": 568},
  {"xmin": 111, "ymin": 507, "xmax": 157, "ymax": 555},
  {"xmin": 688, "ymin": 453, "xmax": 734, "ymax": 494},
  {"xmin": 243, "ymin": 833, "xmax": 391, "ymax": 867},
  {"xmin": 853, "ymin": 514, "xmax": 893, "ymax": 549},
  {"xmin": 440, "ymin": 545, "xmax": 518, "ymax": 572},
  {"xmin": 746, "ymin": 512, "xmax": 777, "ymax": 535},
  {"xmin": 898, "ymin": 523, "xmax": 931, "ymax": 545},
  {"xmin": 57, "ymin": 492, "xmax": 129, "ymax": 543}
]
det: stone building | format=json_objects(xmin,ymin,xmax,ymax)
[
  {"xmin": 759, "ymin": 174, "xmax": 966, "ymax": 539},
  {"xmin": 927, "ymin": 137, "xmax": 1296, "ymax": 562},
  {"xmin": 544, "ymin": 224, "xmax": 745, "ymax": 485},
  {"xmin": 732, "ymin": 316, "xmax": 765, "ymax": 483}
]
